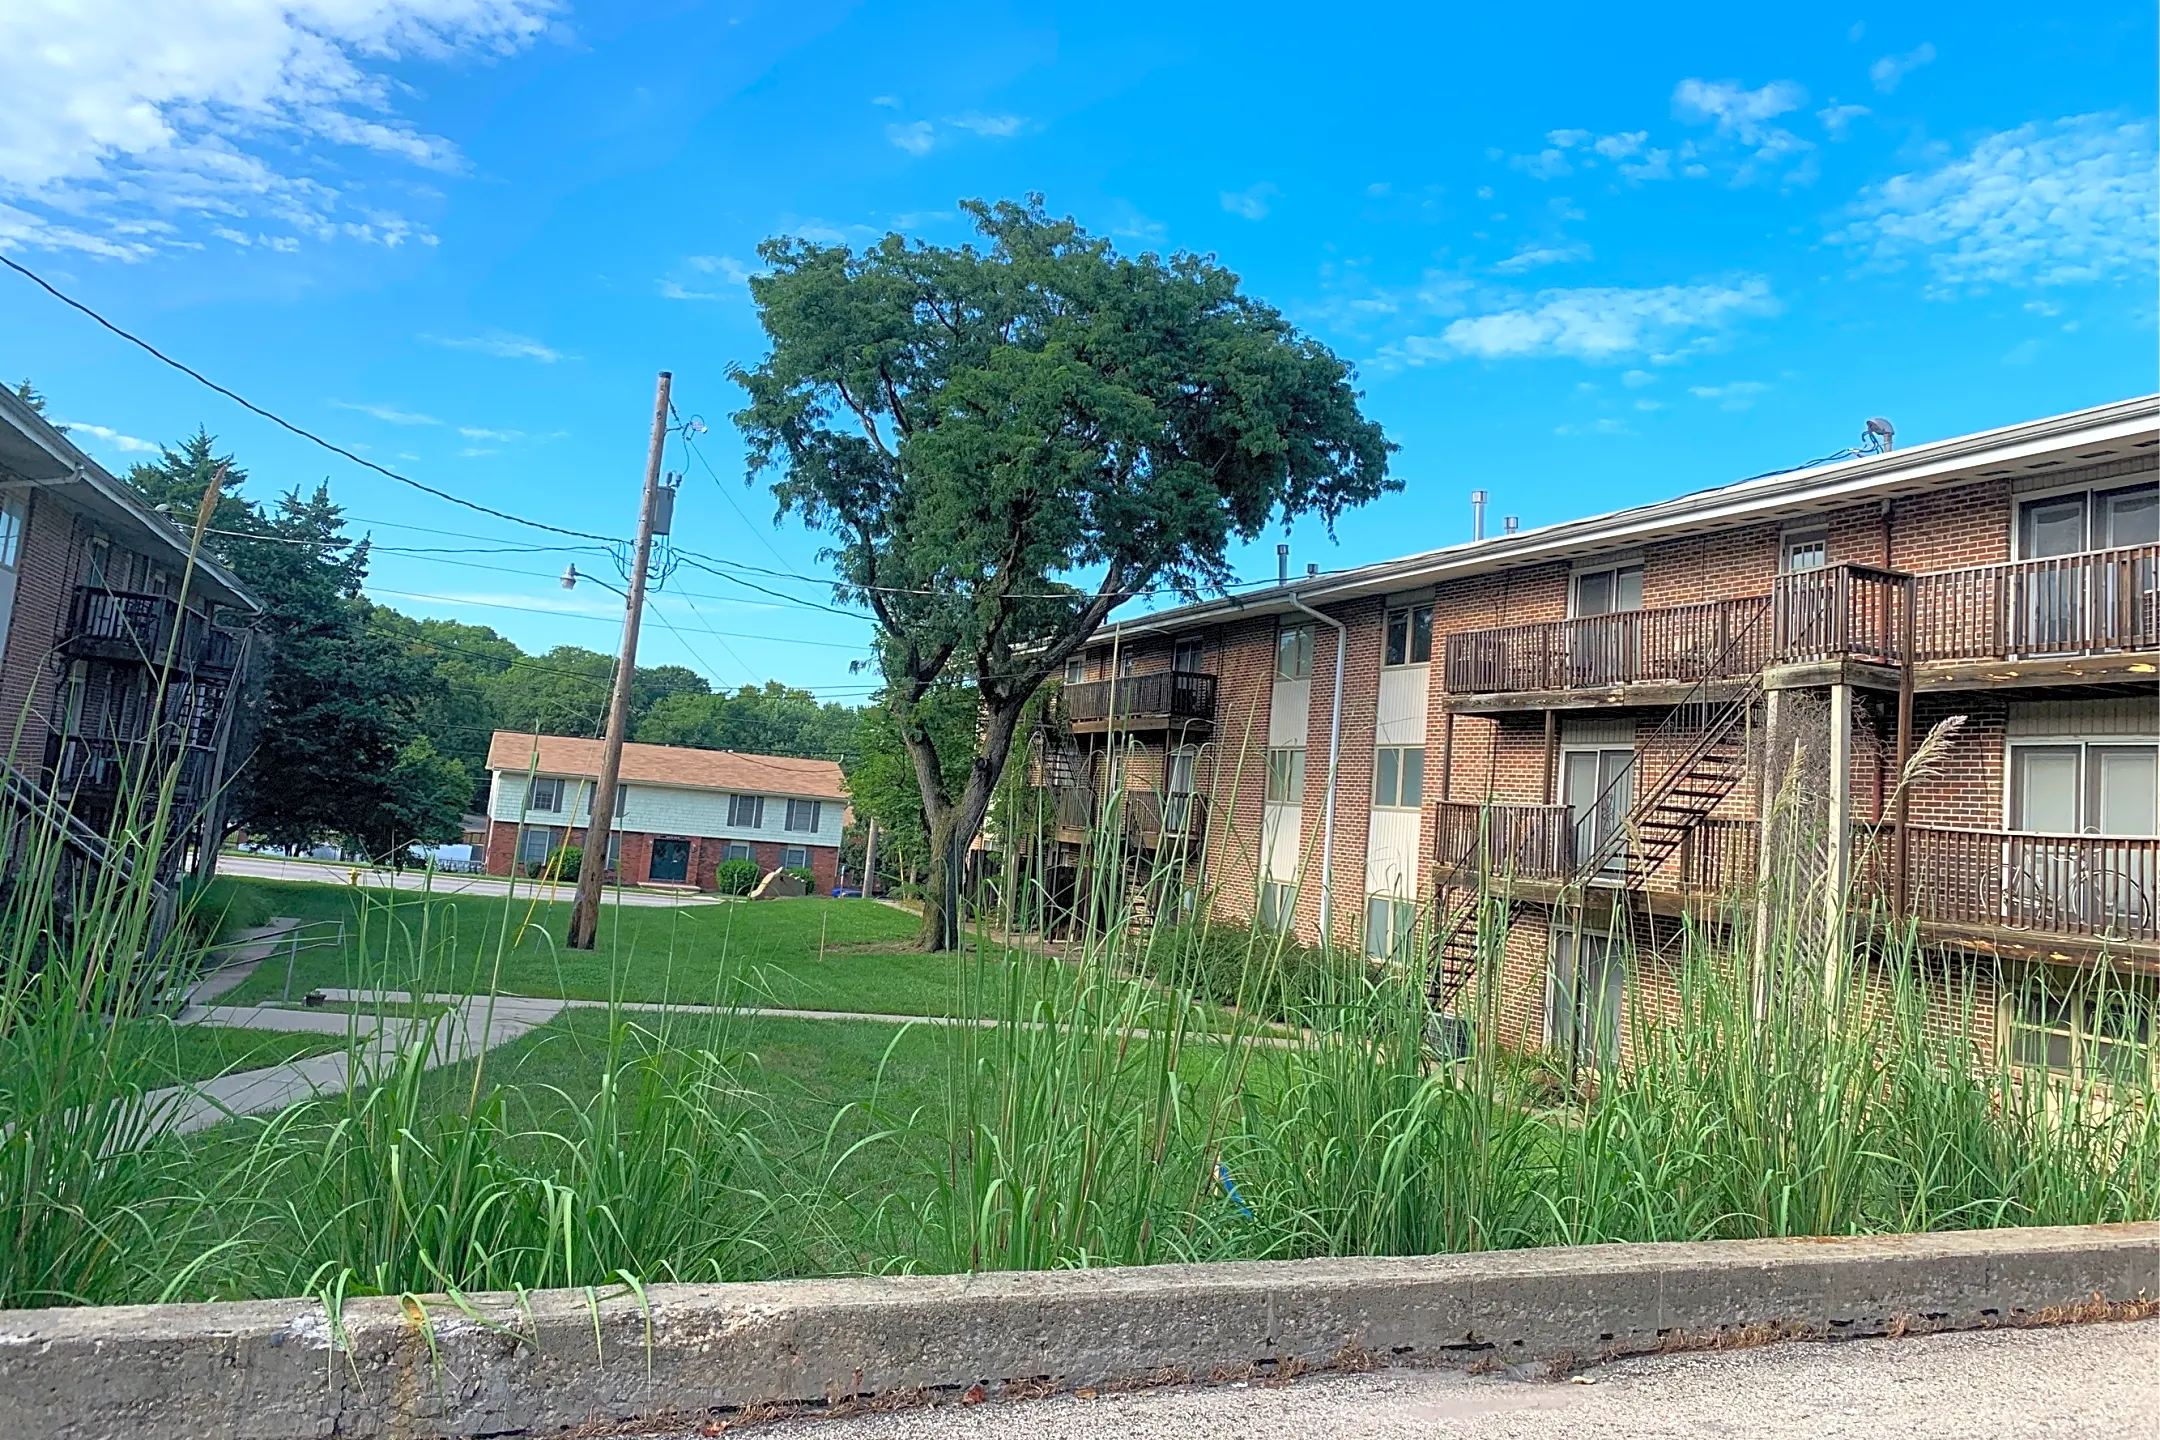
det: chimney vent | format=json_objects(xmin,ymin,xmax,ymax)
[
  {"xmin": 1503, "ymin": 515, "xmax": 1519, "ymax": 535},
  {"xmin": 1471, "ymin": 490, "xmax": 1488, "ymax": 542},
  {"xmin": 1276, "ymin": 543, "xmax": 1290, "ymax": 584}
]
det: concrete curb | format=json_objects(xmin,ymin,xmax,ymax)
[{"xmin": 2, "ymin": 1224, "xmax": 2153, "ymax": 1439}]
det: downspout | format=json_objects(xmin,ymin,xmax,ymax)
[{"xmin": 1287, "ymin": 593, "xmax": 1346, "ymax": 946}]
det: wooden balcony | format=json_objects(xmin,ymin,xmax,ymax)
[
  {"xmin": 1442, "ymin": 548, "xmax": 2160, "ymax": 708},
  {"xmin": 1432, "ymin": 800, "xmax": 1576, "ymax": 882},
  {"xmin": 1063, "ymin": 671, "xmax": 1217, "ymax": 732},
  {"xmin": 1038, "ymin": 784, "xmax": 1208, "ymax": 853},
  {"xmin": 1884, "ymin": 827, "xmax": 2158, "ymax": 958},
  {"xmin": 59, "ymin": 586, "xmax": 245, "ymax": 679}
]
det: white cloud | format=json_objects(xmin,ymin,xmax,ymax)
[
  {"xmin": 1475, "ymin": 185, "xmax": 1494, "ymax": 200},
  {"xmin": 457, "ymin": 426, "xmax": 522, "ymax": 442},
  {"xmin": 1492, "ymin": 241, "xmax": 1592, "ymax": 274},
  {"xmin": 1508, "ymin": 149, "xmax": 1573, "ymax": 180},
  {"xmin": 659, "ymin": 255, "xmax": 754, "ymax": 302},
  {"xmin": 1395, "ymin": 277, "xmax": 1779, "ymax": 364},
  {"xmin": 334, "ymin": 401, "xmax": 441, "ymax": 426},
  {"xmin": 1621, "ymin": 369, "xmax": 1656, "ymax": 388},
  {"xmin": 1870, "ymin": 43, "xmax": 1936, "ymax": 94},
  {"xmin": 1672, "ymin": 78, "xmax": 1815, "ymax": 183},
  {"xmin": 1689, "ymin": 380, "xmax": 1769, "ymax": 409},
  {"xmin": 870, "ymin": 95, "xmax": 901, "ymax": 108},
  {"xmin": 428, "ymin": 332, "xmax": 563, "ymax": 363},
  {"xmin": 886, "ymin": 121, "xmax": 935, "ymax": 156},
  {"xmin": 946, "ymin": 112, "xmax": 1024, "ymax": 138},
  {"xmin": 1556, "ymin": 417, "xmax": 1633, "ymax": 436},
  {"xmin": 1830, "ymin": 114, "xmax": 2158, "ymax": 293},
  {"xmin": 1220, "ymin": 183, "xmax": 1276, "ymax": 220},
  {"xmin": 56, "ymin": 420, "xmax": 157, "ymax": 452},
  {"xmin": 1818, "ymin": 103, "xmax": 1871, "ymax": 140},
  {"xmin": 0, "ymin": 0, "xmax": 552, "ymax": 257},
  {"xmin": 687, "ymin": 254, "xmax": 753, "ymax": 282}
]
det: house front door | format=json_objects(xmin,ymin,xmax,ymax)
[{"xmin": 649, "ymin": 838, "xmax": 691, "ymax": 884}]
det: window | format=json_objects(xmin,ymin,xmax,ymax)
[
  {"xmin": 785, "ymin": 798, "xmax": 823, "ymax": 832},
  {"xmin": 782, "ymin": 845, "xmax": 809, "ymax": 869},
  {"xmin": 1364, "ymin": 894, "xmax": 1417, "ymax": 960},
  {"xmin": 518, "ymin": 828, "xmax": 554, "ymax": 864},
  {"xmin": 1275, "ymin": 624, "xmax": 1314, "ymax": 681},
  {"xmin": 1781, "ymin": 530, "xmax": 1828, "ymax": 572},
  {"xmin": 1384, "ymin": 603, "xmax": 1433, "ymax": 666},
  {"xmin": 2005, "ymin": 973, "xmax": 2153, "ymax": 1084},
  {"xmin": 86, "ymin": 537, "xmax": 109, "ymax": 589},
  {"xmin": 1259, "ymin": 880, "xmax": 1294, "ymax": 934},
  {"xmin": 2010, "ymin": 742, "xmax": 2159, "ymax": 835},
  {"xmin": 614, "ymin": 785, "xmax": 629, "ymax": 819},
  {"xmin": 527, "ymin": 777, "xmax": 565, "ymax": 813},
  {"xmin": 1549, "ymin": 927, "xmax": 1625, "ymax": 1067},
  {"xmin": 1064, "ymin": 654, "xmax": 1086, "ymax": 685},
  {"xmin": 1372, "ymin": 747, "xmax": 1425, "ymax": 809},
  {"xmin": 1118, "ymin": 652, "xmax": 1137, "ymax": 678},
  {"xmin": 728, "ymin": 793, "xmax": 766, "ymax": 829},
  {"xmin": 2017, "ymin": 481, "xmax": 2159, "ymax": 558},
  {"xmin": 1572, "ymin": 563, "xmax": 1644, "ymax": 618},
  {"xmin": 1266, "ymin": 747, "xmax": 1306, "ymax": 805},
  {"xmin": 1173, "ymin": 636, "xmax": 1206, "ymax": 673},
  {"xmin": 1563, "ymin": 747, "xmax": 1635, "ymax": 874},
  {"xmin": 0, "ymin": 499, "xmax": 21, "ymax": 569},
  {"xmin": 605, "ymin": 834, "xmax": 621, "ymax": 869}
]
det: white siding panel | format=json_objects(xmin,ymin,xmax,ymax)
[
  {"xmin": 2007, "ymin": 697, "xmax": 2160, "ymax": 738},
  {"xmin": 1375, "ymin": 668, "xmax": 1428, "ymax": 747},
  {"xmin": 1363, "ymin": 808, "xmax": 1421, "ymax": 900},
  {"xmin": 1262, "ymin": 802, "xmax": 1304, "ymax": 884},
  {"xmin": 1269, "ymin": 677, "xmax": 1311, "ymax": 748},
  {"xmin": 487, "ymin": 773, "xmax": 845, "ymax": 845},
  {"xmin": 1561, "ymin": 716, "xmax": 1637, "ymax": 747}
]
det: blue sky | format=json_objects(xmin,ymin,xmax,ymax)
[{"xmin": 3, "ymin": 1, "xmax": 2153, "ymax": 698}]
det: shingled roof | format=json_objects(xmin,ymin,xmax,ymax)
[{"xmin": 485, "ymin": 732, "xmax": 847, "ymax": 801}]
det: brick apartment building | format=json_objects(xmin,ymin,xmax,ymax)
[
  {"xmin": 1024, "ymin": 394, "xmax": 2158, "ymax": 1080},
  {"xmin": 0, "ymin": 387, "xmax": 262, "ymax": 889},
  {"xmin": 483, "ymin": 732, "xmax": 848, "ymax": 893}
]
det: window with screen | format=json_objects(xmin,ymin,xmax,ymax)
[
  {"xmin": 723, "ymin": 841, "xmax": 753, "ymax": 862},
  {"xmin": 2017, "ymin": 481, "xmax": 2159, "ymax": 558},
  {"xmin": 1373, "ymin": 747, "xmax": 1425, "ymax": 808},
  {"xmin": 2006, "ymin": 974, "xmax": 2154, "ymax": 1085},
  {"xmin": 785, "ymin": 798, "xmax": 822, "ymax": 832},
  {"xmin": 1173, "ymin": 636, "xmax": 1206, "ymax": 673},
  {"xmin": 1572, "ymin": 563, "xmax": 1644, "ymax": 617},
  {"xmin": 1364, "ymin": 895, "xmax": 1417, "ymax": 960},
  {"xmin": 528, "ymin": 778, "xmax": 564, "ymax": 813},
  {"xmin": 1266, "ymin": 747, "xmax": 1306, "ymax": 805},
  {"xmin": 518, "ymin": 828, "xmax": 554, "ymax": 864},
  {"xmin": 1275, "ymin": 624, "xmax": 1313, "ymax": 681},
  {"xmin": 782, "ymin": 845, "xmax": 809, "ymax": 868},
  {"xmin": 1259, "ymin": 880, "xmax": 1294, "ymax": 934},
  {"xmin": 1781, "ymin": 531, "xmax": 1828, "ymax": 572},
  {"xmin": 728, "ymin": 793, "xmax": 765, "ymax": 828},
  {"xmin": 1384, "ymin": 604, "xmax": 1433, "ymax": 666}
]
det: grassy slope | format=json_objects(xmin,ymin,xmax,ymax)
[{"xmin": 209, "ymin": 881, "xmax": 1042, "ymax": 1016}]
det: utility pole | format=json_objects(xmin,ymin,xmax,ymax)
[
  {"xmin": 860, "ymin": 818, "xmax": 879, "ymax": 898},
  {"xmin": 568, "ymin": 371, "xmax": 671, "ymax": 950}
]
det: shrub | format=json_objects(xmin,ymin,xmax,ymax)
[
  {"xmin": 1136, "ymin": 914, "xmax": 1359, "ymax": 1022},
  {"xmin": 784, "ymin": 866, "xmax": 817, "ymax": 890},
  {"xmin": 715, "ymin": 858, "xmax": 760, "ymax": 895},
  {"xmin": 525, "ymin": 844, "xmax": 581, "ymax": 881}
]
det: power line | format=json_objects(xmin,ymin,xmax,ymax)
[
  {"xmin": 367, "ymin": 586, "xmax": 874, "ymax": 649},
  {"xmin": 1, "ymin": 252, "xmax": 626, "ymax": 545}
]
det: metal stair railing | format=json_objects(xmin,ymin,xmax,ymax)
[{"xmin": 1567, "ymin": 595, "xmax": 1776, "ymax": 891}]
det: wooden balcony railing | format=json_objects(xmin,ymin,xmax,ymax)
[
  {"xmin": 1432, "ymin": 800, "xmax": 1576, "ymax": 882},
  {"xmin": 60, "ymin": 587, "xmax": 243, "ymax": 677},
  {"xmin": 1673, "ymin": 816, "xmax": 1759, "ymax": 893},
  {"xmin": 1773, "ymin": 563, "xmax": 1906, "ymax": 665},
  {"xmin": 46, "ymin": 733, "xmax": 217, "ymax": 804},
  {"xmin": 1124, "ymin": 790, "xmax": 1208, "ymax": 847},
  {"xmin": 1063, "ymin": 670, "xmax": 1218, "ymax": 726},
  {"xmin": 1443, "ymin": 597, "xmax": 1768, "ymax": 695},
  {"xmin": 1891, "ymin": 827, "xmax": 2158, "ymax": 946},
  {"xmin": 1910, "ymin": 544, "xmax": 2159, "ymax": 662},
  {"xmin": 1444, "ymin": 549, "xmax": 2159, "ymax": 697}
]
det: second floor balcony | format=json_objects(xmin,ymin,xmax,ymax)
[
  {"xmin": 60, "ymin": 586, "xmax": 248, "ymax": 678},
  {"xmin": 1063, "ymin": 670, "xmax": 1218, "ymax": 732},
  {"xmin": 1443, "ymin": 546, "xmax": 2159, "ymax": 705}
]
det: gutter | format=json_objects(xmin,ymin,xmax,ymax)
[{"xmin": 1286, "ymin": 592, "xmax": 1345, "ymax": 946}]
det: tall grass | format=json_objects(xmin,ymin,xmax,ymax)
[{"xmin": 0, "ymin": 749, "xmax": 2153, "ymax": 1308}]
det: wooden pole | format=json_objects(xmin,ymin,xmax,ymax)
[
  {"xmin": 861, "ymin": 818, "xmax": 880, "ymax": 899},
  {"xmin": 568, "ymin": 371, "xmax": 671, "ymax": 950}
]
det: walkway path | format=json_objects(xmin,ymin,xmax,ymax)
[{"xmin": 213, "ymin": 854, "xmax": 728, "ymax": 907}]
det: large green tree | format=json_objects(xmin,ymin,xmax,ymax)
[
  {"xmin": 636, "ymin": 680, "xmax": 859, "ymax": 763},
  {"xmin": 126, "ymin": 433, "xmax": 466, "ymax": 857},
  {"xmin": 733, "ymin": 197, "xmax": 1394, "ymax": 947}
]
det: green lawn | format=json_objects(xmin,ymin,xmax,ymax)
[{"xmin": 208, "ymin": 880, "xmax": 1073, "ymax": 1018}]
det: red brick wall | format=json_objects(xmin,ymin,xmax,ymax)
[
  {"xmin": 0, "ymin": 490, "xmax": 80, "ymax": 761},
  {"xmin": 1198, "ymin": 615, "xmax": 1277, "ymax": 922}
]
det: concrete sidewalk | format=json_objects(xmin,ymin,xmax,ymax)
[{"xmin": 792, "ymin": 1319, "xmax": 2159, "ymax": 1440}]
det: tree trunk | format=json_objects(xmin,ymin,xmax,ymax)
[{"xmin": 919, "ymin": 812, "xmax": 967, "ymax": 952}]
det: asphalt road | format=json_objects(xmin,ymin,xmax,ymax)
[
  {"xmin": 754, "ymin": 1320, "xmax": 2158, "ymax": 1440},
  {"xmin": 212, "ymin": 853, "xmax": 725, "ymax": 906}
]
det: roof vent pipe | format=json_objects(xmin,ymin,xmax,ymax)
[
  {"xmin": 1471, "ymin": 490, "xmax": 1488, "ymax": 541},
  {"xmin": 1306, "ymin": 563, "xmax": 1318, "ymax": 577},
  {"xmin": 1503, "ymin": 515, "xmax": 1520, "ymax": 535},
  {"xmin": 1277, "ymin": 543, "xmax": 1290, "ymax": 584}
]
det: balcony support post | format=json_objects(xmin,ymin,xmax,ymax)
[
  {"xmin": 1745, "ymin": 690, "xmax": 1779, "ymax": 1019},
  {"xmin": 1824, "ymin": 681, "xmax": 1855, "ymax": 982},
  {"xmin": 1541, "ymin": 709, "xmax": 1558, "ymax": 806},
  {"xmin": 1892, "ymin": 580, "xmax": 1915, "ymax": 924}
]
